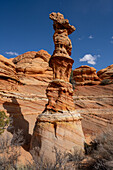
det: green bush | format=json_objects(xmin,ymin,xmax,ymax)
[{"xmin": 0, "ymin": 111, "xmax": 9, "ymax": 135}]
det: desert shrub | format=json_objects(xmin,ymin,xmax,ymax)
[
  {"xmin": 0, "ymin": 129, "xmax": 26, "ymax": 170},
  {"xmin": 29, "ymin": 147, "xmax": 85, "ymax": 170},
  {"xmin": 0, "ymin": 135, "xmax": 21, "ymax": 170},
  {"xmin": 100, "ymin": 79, "xmax": 111, "ymax": 85},
  {"xmin": 11, "ymin": 129, "xmax": 25, "ymax": 146},
  {"xmin": 30, "ymin": 147, "xmax": 70, "ymax": 170},
  {"xmin": 84, "ymin": 129, "xmax": 113, "ymax": 170},
  {"xmin": 68, "ymin": 149, "xmax": 85, "ymax": 169},
  {"xmin": 0, "ymin": 111, "xmax": 9, "ymax": 135}
]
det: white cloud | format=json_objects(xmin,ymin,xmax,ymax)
[
  {"xmin": 5, "ymin": 51, "xmax": 19, "ymax": 56},
  {"xmin": 78, "ymin": 37, "xmax": 82, "ymax": 40},
  {"xmin": 88, "ymin": 35, "xmax": 94, "ymax": 39},
  {"xmin": 112, "ymin": 36, "xmax": 113, "ymax": 39},
  {"xmin": 79, "ymin": 54, "xmax": 100, "ymax": 65}
]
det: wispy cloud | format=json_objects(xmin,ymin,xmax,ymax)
[
  {"xmin": 79, "ymin": 54, "xmax": 100, "ymax": 65},
  {"xmin": 78, "ymin": 37, "xmax": 82, "ymax": 40},
  {"xmin": 5, "ymin": 51, "xmax": 19, "ymax": 56},
  {"xmin": 88, "ymin": 35, "xmax": 94, "ymax": 39},
  {"xmin": 110, "ymin": 36, "xmax": 113, "ymax": 44}
]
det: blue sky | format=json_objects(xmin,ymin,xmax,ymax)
[{"xmin": 0, "ymin": 0, "xmax": 113, "ymax": 71}]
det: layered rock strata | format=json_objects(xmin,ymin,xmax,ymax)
[
  {"xmin": 73, "ymin": 65, "xmax": 100, "ymax": 86},
  {"xmin": 73, "ymin": 84, "xmax": 113, "ymax": 143},
  {"xmin": 31, "ymin": 12, "xmax": 85, "ymax": 162},
  {"xmin": 12, "ymin": 50, "xmax": 53, "ymax": 85},
  {"xmin": 0, "ymin": 52, "xmax": 113, "ymax": 160},
  {"xmin": 0, "ymin": 55, "xmax": 19, "ymax": 91},
  {"xmin": 97, "ymin": 64, "xmax": 113, "ymax": 81},
  {"xmin": 0, "ymin": 51, "xmax": 53, "ymax": 152}
]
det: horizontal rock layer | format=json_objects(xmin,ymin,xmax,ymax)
[
  {"xmin": 97, "ymin": 64, "xmax": 113, "ymax": 80},
  {"xmin": 73, "ymin": 65, "xmax": 100, "ymax": 85},
  {"xmin": 73, "ymin": 84, "xmax": 113, "ymax": 142},
  {"xmin": 0, "ymin": 51, "xmax": 113, "ymax": 144},
  {"xmin": 30, "ymin": 119, "xmax": 84, "ymax": 162},
  {"xmin": 13, "ymin": 50, "xmax": 53, "ymax": 85},
  {"xmin": 0, "ymin": 55, "xmax": 18, "ymax": 81},
  {"xmin": 37, "ymin": 111, "xmax": 82, "ymax": 122}
]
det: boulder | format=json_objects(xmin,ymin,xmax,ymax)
[{"xmin": 73, "ymin": 65, "xmax": 100, "ymax": 85}]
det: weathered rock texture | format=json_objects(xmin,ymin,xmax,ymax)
[
  {"xmin": 0, "ymin": 55, "xmax": 18, "ymax": 91},
  {"xmin": 73, "ymin": 65, "xmax": 100, "ymax": 86},
  {"xmin": 73, "ymin": 84, "xmax": 113, "ymax": 143},
  {"xmin": 97, "ymin": 64, "xmax": 113, "ymax": 81},
  {"xmin": 31, "ymin": 12, "xmax": 85, "ymax": 162},
  {"xmin": 0, "ymin": 52, "xmax": 113, "ymax": 159},
  {"xmin": 0, "ymin": 51, "xmax": 52, "ymax": 152},
  {"xmin": 0, "ymin": 51, "xmax": 52, "ymax": 136},
  {"xmin": 12, "ymin": 50, "xmax": 53, "ymax": 85}
]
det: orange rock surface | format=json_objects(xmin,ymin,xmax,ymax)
[
  {"xmin": 73, "ymin": 84, "xmax": 113, "ymax": 142},
  {"xmin": 30, "ymin": 12, "xmax": 85, "ymax": 162},
  {"xmin": 0, "ymin": 51, "xmax": 113, "ymax": 161},
  {"xmin": 0, "ymin": 55, "xmax": 18, "ymax": 81},
  {"xmin": 12, "ymin": 50, "xmax": 53, "ymax": 85},
  {"xmin": 73, "ymin": 65, "xmax": 100, "ymax": 85},
  {"xmin": 97, "ymin": 64, "xmax": 113, "ymax": 80}
]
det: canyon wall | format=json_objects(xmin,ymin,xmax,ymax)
[{"xmin": 0, "ymin": 51, "xmax": 113, "ymax": 145}]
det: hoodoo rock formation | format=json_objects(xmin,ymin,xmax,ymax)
[
  {"xmin": 30, "ymin": 12, "xmax": 85, "ymax": 161},
  {"xmin": 73, "ymin": 65, "xmax": 100, "ymax": 86}
]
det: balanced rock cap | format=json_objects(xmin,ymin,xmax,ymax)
[{"xmin": 49, "ymin": 12, "xmax": 76, "ymax": 35}]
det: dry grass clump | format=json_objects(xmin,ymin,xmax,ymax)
[
  {"xmin": 84, "ymin": 128, "xmax": 113, "ymax": 170},
  {"xmin": 0, "ymin": 135, "xmax": 21, "ymax": 170},
  {"xmin": 100, "ymin": 79, "xmax": 113, "ymax": 85},
  {"xmin": 0, "ymin": 129, "xmax": 25, "ymax": 170}
]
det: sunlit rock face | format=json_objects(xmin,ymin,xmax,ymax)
[
  {"xmin": 30, "ymin": 12, "xmax": 85, "ymax": 162},
  {"xmin": 0, "ymin": 51, "xmax": 53, "ymax": 152},
  {"xmin": 0, "ymin": 55, "xmax": 18, "ymax": 91},
  {"xmin": 12, "ymin": 50, "xmax": 53, "ymax": 86},
  {"xmin": 73, "ymin": 65, "xmax": 100, "ymax": 86},
  {"xmin": 97, "ymin": 64, "xmax": 113, "ymax": 81}
]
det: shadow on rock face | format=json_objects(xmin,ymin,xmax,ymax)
[{"xmin": 3, "ymin": 97, "xmax": 31, "ymax": 151}]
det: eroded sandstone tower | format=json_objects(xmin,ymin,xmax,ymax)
[{"xmin": 31, "ymin": 12, "xmax": 85, "ymax": 161}]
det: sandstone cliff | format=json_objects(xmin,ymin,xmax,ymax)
[
  {"xmin": 73, "ymin": 84, "xmax": 113, "ymax": 142},
  {"xmin": 0, "ymin": 52, "xmax": 113, "ymax": 145},
  {"xmin": 0, "ymin": 50, "xmax": 53, "ymax": 150}
]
